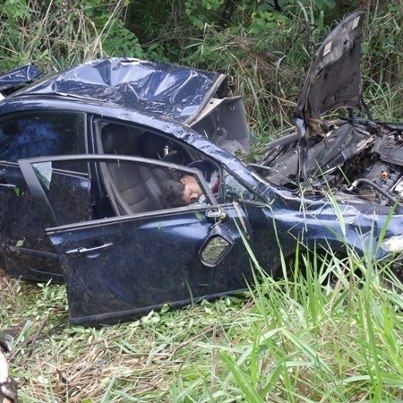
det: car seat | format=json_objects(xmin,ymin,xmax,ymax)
[{"xmin": 100, "ymin": 125, "xmax": 165, "ymax": 215}]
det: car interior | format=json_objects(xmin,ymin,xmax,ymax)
[
  {"xmin": 98, "ymin": 122, "xmax": 218, "ymax": 216},
  {"xmin": 100, "ymin": 124, "xmax": 169, "ymax": 215}
]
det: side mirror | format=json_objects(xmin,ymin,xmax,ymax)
[{"xmin": 198, "ymin": 224, "xmax": 233, "ymax": 267}]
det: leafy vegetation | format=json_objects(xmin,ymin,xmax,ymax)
[
  {"xmin": 1, "ymin": 245, "xmax": 403, "ymax": 401},
  {"xmin": 1, "ymin": 0, "xmax": 403, "ymax": 401},
  {"xmin": 1, "ymin": 0, "xmax": 402, "ymax": 134},
  {"xmin": 0, "ymin": 0, "xmax": 144, "ymax": 71}
]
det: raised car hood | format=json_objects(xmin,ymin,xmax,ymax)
[
  {"xmin": 17, "ymin": 58, "xmax": 226, "ymax": 125},
  {"xmin": 295, "ymin": 10, "xmax": 366, "ymax": 120}
]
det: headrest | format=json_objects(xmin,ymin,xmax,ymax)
[
  {"xmin": 137, "ymin": 132, "xmax": 168, "ymax": 159},
  {"xmin": 101, "ymin": 124, "xmax": 130, "ymax": 153}
]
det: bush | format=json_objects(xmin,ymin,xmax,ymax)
[{"xmin": 1, "ymin": 0, "xmax": 402, "ymax": 133}]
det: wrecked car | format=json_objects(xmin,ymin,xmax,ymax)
[{"xmin": 0, "ymin": 11, "xmax": 402, "ymax": 325}]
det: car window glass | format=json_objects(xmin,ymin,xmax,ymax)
[
  {"xmin": 222, "ymin": 170, "xmax": 255, "ymax": 202},
  {"xmin": 98, "ymin": 121, "xmax": 193, "ymax": 165},
  {"xmin": 32, "ymin": 160, "xmax": 93, "ymax": 226},
  {"xmin": 28, "ymin": 158, "xmax": 214, "ymax": 227},
  {"xmin": 99, "ymin": 160, "xmax": 213, "ymax": 216},
  {"xmin": 0, "ymin": 112, "xmax": 85, "ymax": 162}
]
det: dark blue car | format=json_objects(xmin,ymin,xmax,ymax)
[{"xmin": 0, "ymin": 11, "xmax": 402, "ymax": 325}]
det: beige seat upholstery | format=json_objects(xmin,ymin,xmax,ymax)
[{"xmin": 101, "ymin": 125, "xmax": 166, "ymax": 215}]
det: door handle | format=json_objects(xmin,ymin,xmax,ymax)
[{"xmin": 65, "ymin": 242, "xmax": 114, "ymax": 256}]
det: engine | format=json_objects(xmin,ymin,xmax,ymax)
[{"xmin": 258, "ymin": 119, "xmax": 403, "ymax": 207}]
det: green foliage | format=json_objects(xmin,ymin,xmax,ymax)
[
  {"xmin": 125, "ymin": 0, "xmax": 395, "ymax": 138},
  {"xmin": 78, "ymin": 0, "xmax": 144, "ymax": 58},
  {"xmin": 0, "ymin": 0, "xmax": 144, "ymax": 72},
  {"xmin": 361, "ymin": 1, "xmax": 403, "ymax": 120},
  {"xmin": 248, "ymin": 10, "xmax": 288, "ymax": 35},
  {"xmin": 2, "ymin": 243, "xmax": 403, "ymax": 401},
  {"xmin": 1, "ymin": 2, "xmax": 403, "ymax": 400},
  {"xmin": 185, "ymin": 0, "xmax": 225, "ymax": 30},
  {"xmin": 2, "ymin": 0, "xmax": 402, "ymax": 131},
  {"xmin": 2, "ymin": 0, "xmax": 29, "ymax": 20}
]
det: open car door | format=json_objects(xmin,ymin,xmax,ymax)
[
  {"xmin": 18, "ymin": 155, "xmax": 256, "ymax": 326},
  {"xmin": 0, "ymin": 160, "xmax": 90, "ymax": 283}
]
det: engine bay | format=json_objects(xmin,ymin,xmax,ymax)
[{"xmin": 259, "ymin": 119, "xmax": 403, "ymax": 207}]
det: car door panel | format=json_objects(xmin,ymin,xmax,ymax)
[
  {"xmin": 19, "ymin": 155, "xmax": 257, "ymax": 325},
  {"xmin": 0, "ymin": 111, "xmax": 87, "ymax": 281},
  {"xmin": 0, "ymin": 162, "xmax": 63, "ymax": 281},
  {"xmin": 48, "ymin": 208, "xmax": 252, "ymax": 325}
]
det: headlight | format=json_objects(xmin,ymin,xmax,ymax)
[{"xmin": 382, "ymin": 235, "xmax": 403, "ymax": 252}]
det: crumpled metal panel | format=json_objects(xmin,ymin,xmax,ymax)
[
  {"xmin": 0, "ymin": 64, "xmax": 43, "ymax": 94},
  {"xmin": 295, "ymin": 11, "xmax": 366, "ymax": 120},
  {"xmin": 23, "ymin": 58, "xmax": 226, "ymax": 124}
]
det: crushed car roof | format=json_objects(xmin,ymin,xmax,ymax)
[
  {"xmin": 13, "ymin": 58, "xmax": 227, "ymax": 125},
  {"xmin": 0, "ymin": 64, "xmax": 43, "ymax": 96}
]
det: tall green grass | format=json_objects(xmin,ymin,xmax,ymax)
[
  {"xmin": 1, "ymin": 241, "xmax": 402, "ymax": 401},
  {"xmin": 0, "ymin": 0, "xmax": 142, "ymax": 71},
  {"xmin": 1, "ymin": 1, "xmax": 402, "ymax": 129},
  {"xmin": 0, "ymin": 2, "xmax": 403, "ymax": 400},
  {"xmin": 220, "ymin": 249, "xmax": 403, "ymax": 402}
]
